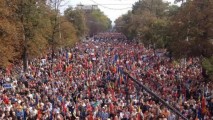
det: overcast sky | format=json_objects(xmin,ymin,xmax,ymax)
[{"xmin": 61, "ymin": 0, "xmax": 177, "ymax": 24}]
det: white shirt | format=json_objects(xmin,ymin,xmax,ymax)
[
  {"xmin": 30, "ymin": 108, "xmax": 38, "ymax": 117},
  {"xmin": 119, "ymin": 112, "xmax": 124, "ymax": 119},
  {"xmin": 6, "ymin": 104, "xmax": 12, "ymax": 111}
]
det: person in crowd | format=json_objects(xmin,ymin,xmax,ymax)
[{"xmin": 0, "ymin": 32, "xmax": 212, "ymax": 120}]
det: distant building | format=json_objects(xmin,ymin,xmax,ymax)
[{"xmin": 76, "ymin": 4, "xmax": 98, "ymax": 11}]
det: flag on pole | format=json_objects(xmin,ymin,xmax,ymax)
[
  {"xmin": 113, "ymin": 54, "xmax": 119, "ymax": 64},
  {"xmin": 201, "ymin": 96, "xmax": 207, "ymax": 114}
]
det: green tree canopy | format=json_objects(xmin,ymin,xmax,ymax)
[
  {"xmin": 87, "ymin": 9, "xmax": 112, "ymax": 36},
  {"xmin": 202, "ymin": 56, "xmax": 213, "ymax": 81},
  {"xmin": 115, "ymin": 0, "xmax": 171, "ymax": 48},
  {"xmin": 64, "ymin": 8, "xmax": 88, "ymax": 37},
  {"xmin": 169, "ymin": 0, "xmax": 213, "ymax": 58},
  {"xmin": 64, "ymin": 7, "xmax": 112, "ymax": 37}
]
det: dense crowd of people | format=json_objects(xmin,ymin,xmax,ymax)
[
  {"xmin": 94, "ymin": 32, "xmax": 126, "ymax": 41},
  {"xmin": 0, "ymin": 33, "xmax": 213, "ymax": 120}
]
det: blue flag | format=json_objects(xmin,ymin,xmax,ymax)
[
  {"xmin": 113, "ymin": 54, "xmax": 118, "ymax": 64},
  {"xmin": 66, "ymin": 52, "xmax": 69, "ymax": 60},
  {"xmin": 3, "ymin": 83, "xmax": 12, "ymax": 89}
]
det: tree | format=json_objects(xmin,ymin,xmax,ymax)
[
  {"xmin": 58, "ymin": 17, "xmax": 78, "ymax": 47},
  {"xmin": 0, "ymin": 1, "xmax": 19, "ymax": 67},
  {"xmin": 202, "ymin": 56, "xmax": 213, "ymax": 81},
  {"xmin": 64, "ymin": 8, "xmax": 88, "ymax": 37},
  {"xmin": 64, "ymin": 7, "xmax": 111, "ymax": 37},
  {"xmin": 1, "ymin": 0, "xmax": 52, "ymax": 71},
  {"xmin": 48, "ymin": 0, "xmax": 78, "ymax": 62},
  {"xmin": 115, "ymin": 0, "xmax": 170, "ymax": 48},
  {"xmin": 0, "ymin": 0, "xmax": 79, "ymax": 70},
  {"xmin": 169, "ymin": 0, "xmax": 213, "ymax": 58},
  {"xmin": 115, "ymin": 11, "xmax": 133, "ymax": 39},
  {"xmin": 86, "ymin": 9, "xmax": 112, "ymax": 36}
]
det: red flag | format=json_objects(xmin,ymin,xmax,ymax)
[
  {"xmin": 87, "ymin": 89, "xmax": 91, "ymax": 97},
  {"xmin": 88, "ymin": 114, "xmax": 93, "ymax": 120},
  {"xmin": 119, "ymin": 75, "xmax": 123, "ymax": 84},
  {"xmin": 6, "ymin": 64, "xmax": 12, "ymax": 76},
  {"xmin": 115, "ymin": 79, "xmax": 118, "ymax": 87},
  {"xmin": 3, "ymin": 95, "xmax": 9, "ymax": 104},
  {"xmin": 87, "ymin": 104, "xmax": 93, "ymax": 112},
  {"xmin": 62, "ymin": 102, "xmax": 67, "ymax": 113},
  {"xmin": 66, "ymin": 65, "xmax": 72, "ymax": 73},
  {"xmin": 110, "ymin": 65, "xmax": 117, "ymax": 74},
  {"xmin": 201, "ymin": 96, "xmax": 206, "ymax": 114},
  {"xmin": 69, "ymin": 76, "xmax": 72, "ymax": 83},
  {"xmin": 109, "ymin": 103, "xmax": 114, "ymax": 114},
  {"xmin": 136, "ymin": 113, "xmax": 142, "ymax": 120},
  {"xmin": 57, "ymin": 63, "xmax": 62, "ymax": 71},
  {"xmin": 111, "ymin": 89, "xmax": 117, "ymax": 101},
  {"xmin": 37, "ymin": 109, "xmax": 42, "ymax": 119}
]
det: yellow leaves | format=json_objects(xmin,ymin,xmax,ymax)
[
  {"xmin": 0, "ymin": 1, "xmax": 12, "ymax": 17},
  {"xmin": 59, "ymin": 17, "xmax": 78, "ymax": 47},
  {"xmin": 0, "ymin": 37, "xmax": 18, "ymax": 67},
  {"xmin": 64, "ymin": 9, "xmax": 88, "ymax": 37},
  {"xmin": 27, "ymin": 31, "xmax": 49, "ymax": 58},
  {"xmin": 0, "ymin": 20, "xmax": 17, "ymax": 38},
  {"xmin": 0, "ymin": 0, "xmax": 80, "ymax": 67},
  {"xmin": 0, "ymin": 7, "xmax": 20, "ymax": 67}
]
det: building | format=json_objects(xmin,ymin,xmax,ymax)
[{"xmin": 76, "ymin": 4, "xmax": 98, "ymax": 11}]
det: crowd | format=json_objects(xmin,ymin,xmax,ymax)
[
  {"xmin": 94, "ymin": 32, "xmax": 126, "ymax": 41},
  {"xmin": 0, "ymin": 33, "xmax": 213, "ymax": 120}
]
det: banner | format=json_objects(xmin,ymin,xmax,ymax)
[{"xmin": 3, "ymin": 83, "xmax": 13, "ymax": 89}]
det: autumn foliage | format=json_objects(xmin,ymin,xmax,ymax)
[{"xmin": 1, "ymin": 0, "xmax": 111, "ymax": 69}]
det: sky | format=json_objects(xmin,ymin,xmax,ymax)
[{"xmin": 61, "ymin": 0, "xmax": 177, "ymax": 24}]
